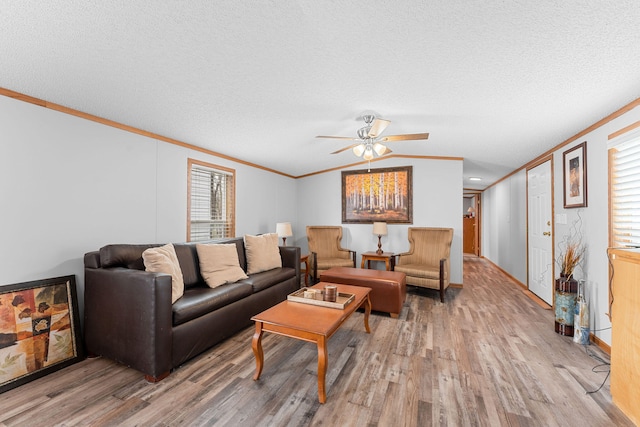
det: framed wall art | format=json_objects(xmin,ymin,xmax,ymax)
[
  {"xmin": 563, "ymin": 141, "xmax": 588, "ymax": 208},
  {"xmin": 0, "ymin": 275, "xmax": 84, "ymax": 394},
  {"xmin": 342, "ymin": 165, "xmax": 413, "ymax": 224}
]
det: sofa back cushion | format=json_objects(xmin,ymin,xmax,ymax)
[
  {"xmin": 173, "ymin": 244, "xmax": 202, "ymax": 288},
  {"xmin": 97, "ymin": 237, "xmax": 250, "ymax": 289},
  {"xmin": 100, "ymin": 244, "xmax": 159, "ymax": 270}
]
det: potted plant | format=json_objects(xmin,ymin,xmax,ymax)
[{"xmin": 555, "ymin": 238, "xmax": 585, "ymax": 336}]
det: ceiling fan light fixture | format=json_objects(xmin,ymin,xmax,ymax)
[
  {"xmin": 373, "ymin": 142, "xmax": 388, "ymax": 156},
  {"xmin": 353, "ymin": 144, "xmax": 366, "ymax": 157},
  {"xmin": 363, "ymin": 146, "xmax": 374, "ymax": 161}
]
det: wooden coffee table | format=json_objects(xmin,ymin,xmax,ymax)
[{"xmin": 251, "ymin": 283, "xmax": 371, "ymax": 403}]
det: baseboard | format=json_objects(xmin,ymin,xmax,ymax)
[
  {"xmin": 590, "ymin": 333, "xmax": 611, "ymax": 355},
  {"xmin": 479, "ymin": 257, "xmax": 611, "ymax": 354},
  {"xmin": 481, "ymin": 257, "xmax": 551, "ymax": 309},
  {"xmin": 522, "ymin": 289, "xmax": 552, "ymax": 310},
  {"xmin": 482, "ymin": 257, "xmax": 526, "ymax": 288}
]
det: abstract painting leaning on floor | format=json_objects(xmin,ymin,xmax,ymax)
[{"xmin": 0, "ymin": 275, "xmax": 84, "ymax": 393}]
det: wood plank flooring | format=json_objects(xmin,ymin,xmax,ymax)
[{"xmin": 0, "ymin": 256, "xmax": 632, "ymax": 426}]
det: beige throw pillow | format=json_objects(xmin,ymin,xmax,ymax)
[
  {"xmin": 142, "ymin": 243, "xmax": 184, "ymax": 304},
  {"xmin": 196, "ymin": 243, "xmax": 248, "ymax": 288},
  {"xmin": 244, "ymin": 233, "xmax": 282, "ymax": 275}
]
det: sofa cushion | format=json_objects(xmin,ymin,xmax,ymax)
[
  {"xmin": 242, "ymin": 267, "xmax": 297, "ymax": 293},
  {"xmin": 172, "ymin": 282, "xmax": 253, "ymax": 326},
  {"xmin": 394, "ymin": 264, "xmax": 446, "ymax": 280},
  {"xmin": 142, "ymin": 243, "xmax": 184, "ymax": 304},
  {"xmin": 196, "ymin": 243, "xmax": 249, "ymax": 288},
  {"xmin": 244, "ymin": 233, "xmax": 282, "ymax": 274},
  {"xmin": 100, "ymin": 244, "xmax": 159, "ymax": 269},
  {"xmin": 173, "ymin": 243, "xmax": 202, "ymax": 288}
]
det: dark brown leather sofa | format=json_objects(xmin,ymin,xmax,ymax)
[{"xmin": 84, "ymin": 237, "xmax": 300, "ymax": 382}]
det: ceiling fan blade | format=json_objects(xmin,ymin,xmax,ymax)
[
  {"xmin": 331, "ymin": 143, "xmax": 361, "ymax": 154},
  {"xmin": 368, "ymin": 119, "xmax": 391, "ymax": 138},
  {"xmin": 316, "ymin": 135, "xmax": 358, "ymax": 141},
  {"xmin": 379, "ymin": 133, "xmax": 429, "ymax": 142}
]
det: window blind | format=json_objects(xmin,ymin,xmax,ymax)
[
  {"xmin": 610, "ymin": 137, "xmax": 640, "ymax": 248},
  {"xmin": 189, "ymin": 162, "xmax": 235, "ymax": 242}
]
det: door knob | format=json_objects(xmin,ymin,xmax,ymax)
[{"xmin": 543, "ymin": 231, "xmax": 551, "ymax": 236}]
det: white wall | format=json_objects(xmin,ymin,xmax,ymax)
[
  {"xmin": 0, "ymin": 95, "xmax": 296, "ymax": 318},
  {"xmin": 482, "ymin": 104, "xmax": 640, "ymax": 347},
  {"xmin": 0, "ymin": 90, "xmax": 475, "ymax": 319},
  {"xmin": 296, "ymin": 157, "xmax": 464, "ymax": 284},
  {"xmin": 481, "ymin": 169, "xmax": 528, "ymax": 285}
]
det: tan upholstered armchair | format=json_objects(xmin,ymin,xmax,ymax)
[
  {"xmin": 306, "ymin": 226, "xmax": 356, "ymax": 283},
  {"xmin": 393, "ymin": 227, "xmax": 454, "ymax": 302}
]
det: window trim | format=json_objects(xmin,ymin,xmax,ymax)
[
  {"xmin": 187, "ymin": 158, "xmax": 236, "ymax": 242},
  {"xmin": 608, "ymin": 124, "xmax": 640, "ymax": 248}
]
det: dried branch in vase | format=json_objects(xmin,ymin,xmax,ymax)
[{"xmin": 559, "ymin": 239, "xmax": 585, "ymax": 279}]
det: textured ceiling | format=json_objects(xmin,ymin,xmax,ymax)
[{"xmin": 2, "ymin": 1, "xmax": 640, "ymax": 189}]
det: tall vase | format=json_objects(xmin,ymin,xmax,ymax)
[{"xmin": 554, "ymin": 274, "xmax": 578, "ymax": 336}]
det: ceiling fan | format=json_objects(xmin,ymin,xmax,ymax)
[{"xmin": 316, "ymin": 114, "xmax": 429, "ymax": 160}]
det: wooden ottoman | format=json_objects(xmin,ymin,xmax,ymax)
[{"xmin": 319, "ymin": 267, "xmax": 406, "ymax": 318}]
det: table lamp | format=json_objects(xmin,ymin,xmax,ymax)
[
  {"xmin": 276, "ymin": 222, "xmax": 293, "ymax": 246},
  {"xmin": 372, "ymin": 222, "xmax": 388, "ymax": 254}
]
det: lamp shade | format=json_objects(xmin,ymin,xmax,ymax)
[
  {"xmin": 352, "ymin": 144, "xmax": 366, "ymax": 157},
  {"xmin": 373, "ymin": 142, "xmax": 388, "ymax": 156},
  {"xmin": 372, "ymin": 222, "xmax": 388, "ymax": 236},
  {"xmin": 276, "ymin": 222, "xmax": 292, "ymax": 237},
  {"xmin": 363, "ymin": 146, "xmax": 374, "ymax": 161}
]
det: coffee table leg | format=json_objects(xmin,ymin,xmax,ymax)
[
  {"xmin": 252, "ymin": 322, "xmax": 264, "ymax": 381},
  {"xmin": 364, "ymin": 295, "xmax": 371, "ymax": 333},
  {"xmin": 317, "ymin": 336, "xmax": 327, "ymax": 403}
]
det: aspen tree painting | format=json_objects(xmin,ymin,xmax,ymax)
[{"xmin": 342, "ymin": 166, "xmax": 413, "ymax": 223}]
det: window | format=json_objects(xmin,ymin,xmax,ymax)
[
  {"xmin": 187, "ymin": 159, "xmax": 235, "ymax": 242},
  {"xmin": 609, "ymin": 133, "xmax": 640, "ymax": 248}
]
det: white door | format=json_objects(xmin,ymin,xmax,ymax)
[{"xmin": 527, "ymin": 160, "xmax": 554, "ymax": 304}]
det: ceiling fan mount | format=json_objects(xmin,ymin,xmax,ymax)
[{"xmin": 316, "ymin": 113, "xmax": 429, "ymax": 161}]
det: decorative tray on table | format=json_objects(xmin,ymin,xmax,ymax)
[{"xmin": 287, "ymin": 287, "xmax": 355, "ymax": 310}]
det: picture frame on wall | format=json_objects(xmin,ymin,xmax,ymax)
[
  {"xmin": 0, "ymin": 275, "xmax": 84, "ymax": 394},
  {"xmin": 342, "ymin": 165, "xmax": 413, "ymax": 224},
  {"xmin": 563, "ymin": 141, "xmax": 588, "ymax": 208}
]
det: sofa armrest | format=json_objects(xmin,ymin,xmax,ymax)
[
  {"xmin": 84, "ymin": 267, "xmax": 173, "ymax": 380},
  {"xmin": 279, "ymin": 246, "xmax": 301, "ymax": 284}
]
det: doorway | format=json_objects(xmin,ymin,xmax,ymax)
[
  {"xmin": 527, "ymin": 159, "xmax": 554, "ymax": 304},
  {"xmin": 463, "ymin": 193, "xmax": 480, "ymax": 256}
]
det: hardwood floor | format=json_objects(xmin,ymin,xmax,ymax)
[{"xmin": 0, "ymin": 256, "xmax": 632, "ymax": 426}]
